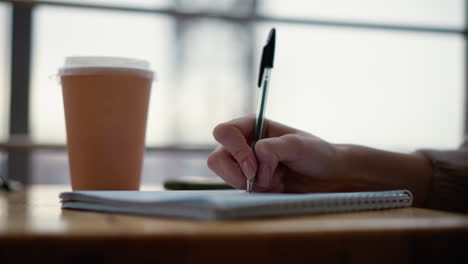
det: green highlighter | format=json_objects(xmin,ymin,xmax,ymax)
[{"xmin": 163, "ymin": 176, "xmax": 234, "ymax": 190}]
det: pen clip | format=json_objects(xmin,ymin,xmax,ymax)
[{"xmin": 257, "ymin": 28, "xmax": 276, "ymax": 87}]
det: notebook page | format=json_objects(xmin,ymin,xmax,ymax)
[
  {"xmin": 60, "ymin": 190, "xmax": 412, "ymax": 220},
  {"xmin": 60, "ymin": 190, "xmax": 411, "ymax": 209},
  {"xmin": 59, "ymin": 190, "xmax": 245, "ymax": 204}
]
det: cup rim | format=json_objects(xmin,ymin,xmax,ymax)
[{"xmin": 58, "ymin": 56, "xmax": 155, "ymax": 77}]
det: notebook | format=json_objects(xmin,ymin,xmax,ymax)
[{"xmin": 60, "ymin": 189, "xmax": 413, "ymax": 220}]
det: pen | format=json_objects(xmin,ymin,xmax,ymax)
[{"xmin": 247, "ymin": 28, "xmax": 276, "ymax": 193}]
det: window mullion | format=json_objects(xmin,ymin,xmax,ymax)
[{"xmin": 8, "ymin": 1, "xmax": 33, "ymax": 183}]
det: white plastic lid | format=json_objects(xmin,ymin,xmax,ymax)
[{"xmin": 58, "ymin": 56, "xmax": 154, "ymax": 77}]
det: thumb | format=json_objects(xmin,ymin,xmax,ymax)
[{"xmin": 254, "ymin": 134, "xmax": 303, "ymax": 189}]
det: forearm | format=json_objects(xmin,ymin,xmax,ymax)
[{"xmin": 335, "ymin": 144, "xmax": 433, "ymax": 207}]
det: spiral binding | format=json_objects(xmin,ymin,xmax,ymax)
[{"xmin": 219, "ymin": 190, "xmax": 413, "ymax": 219}]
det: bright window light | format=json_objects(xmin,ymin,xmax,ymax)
[{"xmin": 0, "ymin": 2, "xmax": 11, "ymax": 142}]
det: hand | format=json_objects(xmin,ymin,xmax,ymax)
[
  {"xmin": 207, "ymin": 115, "xmax": 432, "ymax": 206},
  {"xmin": 207, "ymin": 115, "xmax": 343, "ymax": 193}
]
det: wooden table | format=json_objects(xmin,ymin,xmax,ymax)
[{"xmin": 1, "ymin": 185, "xmax": 468, "ymax": 263}]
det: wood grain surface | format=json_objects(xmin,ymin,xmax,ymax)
[{"xmin": 1, "ymin": 185, "xmax": 467, "ymax": 263}]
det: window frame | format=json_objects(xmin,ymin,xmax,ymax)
[{"xmin": 0, "ymin": 0, "xmax": 466, "ymax": 183}]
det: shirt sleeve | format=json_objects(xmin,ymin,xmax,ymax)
[{"xmin": 418, "ymin": 138, "xmax": 468, "ymax": 213}]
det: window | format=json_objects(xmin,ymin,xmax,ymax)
[
  {"xmin": 260, "ymin": 0, "xmax": 464, "ymax": 29},
  {"xmin": 258, "ymin": 0, "xmax": 465, "ymax": 150},
  {"xmin": 2, "ymin": 0, "xmax": 466, "ymax": 184},
  {"xmin": 257, "ymin": 23, "xmax": 464, "ymax": 150},
  {"xmin": 39, "ymin": 0, "xmax": 171, "ymax": 9},
  {"xmin": 28, "ymin": 0, "xmax": 465, "ymax": 151},
  {"xmin": 31, "ymin": 6, "xmax": 175, "ymax": 145},
  {"xmin": 31, "ymin": 3, "xmax": 252, "ymax": 146},
  {"xmin": 0, "ymin": 2, "xmax": 11, "ymax": 143}
]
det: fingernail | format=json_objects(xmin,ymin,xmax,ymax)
[
  {"xmin": 241, "ymin": 160, "xmax": 256, "ymax": 180},
  {"xmin": 257, "ymin": 164, "xmax": 271, "ymax": 188}
]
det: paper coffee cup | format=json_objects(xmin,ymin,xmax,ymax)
[{"xmin": 59, "ymin": 56, "xmax": 154, "ymax": 190}]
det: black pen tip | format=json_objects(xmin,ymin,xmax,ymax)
[{"xmin": 258, "ymin": 28, "xmax": 276, "ymax": 87}]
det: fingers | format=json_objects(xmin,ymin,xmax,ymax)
[
  {"xmin": 211, "ymin": 115, "xmax": 307, "ymax": 192},
  {"xmin": 212, "ymin": 115, "xmax": 302, "ymax": 181},
  {"xmin": 214, "ymin": 114, "xmax": 257, "ymax": 141},
  {"xmin": 258, "ymin": 165, "xmax": 287, "ymax": 193},
  {"xmin": 214, "ymin": 115, "xmax": 300, "ymax": 142},
  {"xmin": 207, "ymin": 146, "xmax": 278, "ymax": 192},
  {"xmin": 213, "ymin": 116, "xmax": 257, "ymax": 180},
  {"xmin": 254, "ymin": 134, "xmax": 305, "ymax": 189},
  {"xmin": 207, "ymin": 146, "xmax": 246, "ymax": 189}
]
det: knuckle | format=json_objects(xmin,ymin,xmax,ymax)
[
  {"xmin": 282, "ymin": 134, "xmax": 305, "ymax": 159},
  {"xmin": 254, "ymin": 140, "xmax": 266, "ymax": 153},
  {"xmin": 282, "ymin": 134, "xmax": 304, "ymax": 147},
  {"xmin": 245, "ymin": 114, "xmax": 256, "ymax": 122},
  {"xmin": 254, "ymin": 140, "xmax": 272, "ymax": 157}
]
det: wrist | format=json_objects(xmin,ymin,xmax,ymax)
[
  {"xmin": 331, "ymin": 144, "xmax": 363, "ymax": 187},
  {"xmin": 408, "ymin": 151, "xmax": 433, "ymax": 206},
  {"xmin": 332, "ymin": 144, "xmax": 433, "ymax": 206},
  {"xmin": 333, "ymin": 144, "xmax": 362, "ymax": 179}
]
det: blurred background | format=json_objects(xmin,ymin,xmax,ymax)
[{"xmin": 0, "ymin": 0, "xmax": 465, "ymax": 185}]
